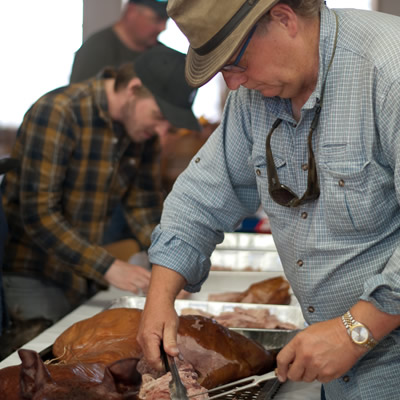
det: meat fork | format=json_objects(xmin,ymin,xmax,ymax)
[
  {"xmin": 188, "ymin": 370, "xmax": 281, "ymax": 399},
  {"xmin": 160, "ymin": 343, "xmax": 189, "ymax": 400}
]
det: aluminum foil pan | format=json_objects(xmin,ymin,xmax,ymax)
[{"xmin": 109, "ymin": 297, "xmax": 304, "ymax": 350}]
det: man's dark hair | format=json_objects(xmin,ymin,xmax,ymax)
[{"xmin": 103, "ymin": 64, "xmax": 152, "ymax": 97}]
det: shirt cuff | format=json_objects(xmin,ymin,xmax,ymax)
[
  {"xmin": 148, "ymin": 225, "xmax": 210, "ymax": 292},
  {"xmin": 361, "ymin": 274, "xmax": 400, "ymax": 315}
]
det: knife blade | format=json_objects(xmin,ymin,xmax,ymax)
[{"xmin": 160, "ymin": 342, "xmax": 189, "ymax": 400}]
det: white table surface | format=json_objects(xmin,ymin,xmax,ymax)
[{"xmin": 0, "ymin": 287, "xmax": 321, "ymax": 399}]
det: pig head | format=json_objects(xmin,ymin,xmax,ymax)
[{"xmin": 0, "ymin": 349, "xmax": 141, "ymax": 400}]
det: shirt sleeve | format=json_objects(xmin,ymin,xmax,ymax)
[
  {"xmin": 19, "ymin": 100, "xmax": 115, "ymax": 283},
  {"xmin": 148, "ymin": 90, "xmax": 261, "ymax": 292},
  {"xmin": 70, "ymin": 32, "xmax": 117, "ymax": 83},
  {"xmin": 360, "ymin": 78, "xmax": 400, "ymax": 315}
]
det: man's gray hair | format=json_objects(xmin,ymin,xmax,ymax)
[{"xmin": 257, "ymin": 0, "xmax": 323, "ymax": 30}]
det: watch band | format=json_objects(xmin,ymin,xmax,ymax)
[{"xmin": 342, "ymin": 311, "xmax": 378, "ymax": 350}]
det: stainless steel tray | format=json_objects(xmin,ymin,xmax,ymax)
[{"xmin": 109, "ymin": 297, "xmax": 304, "ymax": 350}]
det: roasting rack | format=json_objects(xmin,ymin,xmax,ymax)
[{"xmin": 201, "ymin": 377, "xmax": 283, "ymax": 399}]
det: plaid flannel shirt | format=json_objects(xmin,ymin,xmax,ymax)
[{"xmin": 2, "ymin": 72, "xmax": 163, "ymax": 302}]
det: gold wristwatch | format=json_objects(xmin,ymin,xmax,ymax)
[{"xmin": 341, "ymin": 311, "xmax": 378, "ymax": 350}]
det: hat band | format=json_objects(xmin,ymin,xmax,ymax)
[{"xmin": 193, "ymin": 0, "xmax": 260, "ymax": 56}]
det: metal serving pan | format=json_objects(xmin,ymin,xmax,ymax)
[{"xmin": 109, "ymin": 297, "xmax": 304, "ymax": 350}]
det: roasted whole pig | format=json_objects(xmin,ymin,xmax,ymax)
[
  {"xmin": 53, "ymin": 308, "xmax": 143, "ymax": 365},
  {"xmin": 207, "ymin": 276, "xmax": 291, "ymax": 305},
  {"xmin": 0, "ymin": 349, "xmax": 141, "ymax": 400},
  {"xmin": 53, "ymin": 307, "xmax": 275, "ymax": 389}
]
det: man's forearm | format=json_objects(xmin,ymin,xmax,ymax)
[
  {"xmin": 351, "ymin": 300, "xmax": 400, "ymax": 341},
  {"xmin": 146, "ymin": 264, "xmax": 187, "ymax": 304}
]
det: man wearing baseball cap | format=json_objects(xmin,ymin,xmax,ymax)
[
  {"xmin": 70, "ymin": 0, "xmax": 168, "ymax": 83},
  {"xmin": 2, "ymin": 45, "xmax": 198, "ymax": 325},
  {"xmin": 137, "ymin": 1, "xmax": 400, "ymax": 399}
]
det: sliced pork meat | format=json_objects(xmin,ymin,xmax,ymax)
[
  {"xmin": 139, "ymin": 361, "xmax": 209, "ymax": 400},
  {"xmin": 215, "ymin": 307, "xmax": 298, "ymax": 329}
]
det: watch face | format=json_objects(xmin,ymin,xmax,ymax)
[{"xmin": 350, "ymin": 325, "xmax": 368, "ymax": 344}]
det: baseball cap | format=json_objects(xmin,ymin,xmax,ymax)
[
  {"xmin": 167, "ymin": 0, "xmax": 280, "ymax": 88},
  {"xmin": 134, "ymin": 45, "xmax": 200, "ymax": 131},
  {"xmin": 129, "ymin": 0, "xmax": 168, "ymax": 19}
]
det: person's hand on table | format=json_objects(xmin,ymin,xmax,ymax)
[
  {"xmin": 104, "ymin": 259, "xmax": 151, "ymax": 294},
  {"xmin": 276, "ymin": 317, "xmax": 366, "ymax": 383}
]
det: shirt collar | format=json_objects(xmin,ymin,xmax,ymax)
[
  {"xmin": 303, "ymin": 5, "xmax": 339, "ymax": 110},
  {"xmin": 91, "ymin": 69, "xmax": 126, "ymax": 141}
]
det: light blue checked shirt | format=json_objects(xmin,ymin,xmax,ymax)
[{"xmin": 149, "ymin": 6, "xmax": 400, "ymax": 399}]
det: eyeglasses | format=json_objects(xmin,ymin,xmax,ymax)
[
  {"xmin": 266, "ymin": 104, "xmax": 322, "ymax": 207},
  {"xmin": 221, "ymin": 24, "xmax": 257, "ymax": 73}
]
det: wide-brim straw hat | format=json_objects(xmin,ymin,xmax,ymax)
[{"xmin": 167, "ymin": 0, "xmax": 280, "ymax": 88}]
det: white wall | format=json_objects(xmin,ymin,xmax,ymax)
[
  {"xmin": 83, "ymin": 0, "xmax": 122, "ymax": 41},
  {"xmin": 378, "ymin": 0, "xmax": 400, "ymax": 15}
]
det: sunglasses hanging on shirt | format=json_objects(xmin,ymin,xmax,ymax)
[{"xmin": 266, "ymin": 11, "xmax": 339, "ymax": 208}]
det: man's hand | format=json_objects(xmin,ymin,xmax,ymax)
[
  {"xmin": 276, "ymin": 317, "xmax": 366, "ymax": 383},
  {"xmin": 136, "ymin": 264, "xmax": 186, "ymax": 371},
  {"xmin": 137, "ymin": 298, "xmax": 180, "ymax": 371},
  {"xmin": 104, "ymin": 259, "xmax": 151, "ymax": 294}
]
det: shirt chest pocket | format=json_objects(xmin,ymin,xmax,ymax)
[{"xmin": 319, "ymin": 160, "xmax": 393, "ymax": 235}]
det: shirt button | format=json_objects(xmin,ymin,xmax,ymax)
[
  {"xmin": 308, "ymin": 306, "xmax": 315, "ymax": 313},
  {"xmin": 302, "ymin": 164, "xmax": 308, "ymax": 171},
  {"xmin": 297, "ymin": 260, "xmax": 303, "ymax": 267},
  {"xmin": 256, "ymin": 169, "xmax": 261, "ymax": 176},
  {"xmin": 343, "ymin": 376, "xmax": 350, "ymax": 383},
  {"xmin": 129, "ymin": 159, "xmax": 136, "ymax": 166},
  {"xmin": 195, "ymin": 157, "xmax": 201, "ymax": 163},
  {"xmin": 301, "ymin": 212, "xmax": 308, "ymax": 219},
  {"xmin": 339, "ymin": 179, "xmax": 345, "ymax": 187},
  {"xmin": 111, "ymin": 137, "xmax": 118, "ymax": 144}
]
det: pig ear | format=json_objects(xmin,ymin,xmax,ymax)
[
  {"xmin": 19, "ymin": 349, "xmax": 54, "ymax": 397},
  {"xmin": 99, "ymin": 367, "xmax": 119, "ymax": 393},
  {"xmin": 107, "ymin": 358, "xmax": 142, "ymax": 386}
]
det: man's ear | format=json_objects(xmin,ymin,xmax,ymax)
[
  {"xmin": 126, "ymin": 77, "xmax": 143, "ymax": 97},
  {"xmin": 269, "ymin": 3, "xmax": 298, "ymax": 36}
]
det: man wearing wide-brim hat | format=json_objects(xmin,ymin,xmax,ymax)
[{"xmin": 138, "ymin": 1, "xmax": 400, "ymax": 399}]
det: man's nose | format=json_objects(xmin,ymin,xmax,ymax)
[
  {"xmin": 221, "ymin": 71, "xmax": 248, "ymax": 91},
  {"xmin": 155, "ymin": 122, "xmax": 171, "ymax": 138}
]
